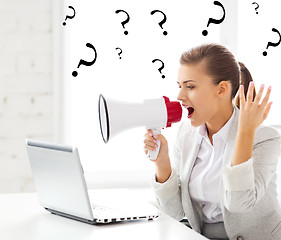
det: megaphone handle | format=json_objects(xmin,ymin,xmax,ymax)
[{"xmin": 147, "ymin": 128, "xmax": 161, "ymax": 160}]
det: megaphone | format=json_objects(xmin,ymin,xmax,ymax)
[{"xmin": 98, "ymin": 95, "xmax": 182, "ymax": 160}]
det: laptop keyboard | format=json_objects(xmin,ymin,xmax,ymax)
[
  {"xmin": 91, "ymin": 204, "xmax": 123, "ymax": 216},
  {"xmin": 92, "ymin": 204, "xmax": 108, "ymax": 211}
]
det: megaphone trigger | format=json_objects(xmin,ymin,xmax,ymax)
[{"xmin": 146, "ymin": 128, "xmax": 161, "ymax": 160}]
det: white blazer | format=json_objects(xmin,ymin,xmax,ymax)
[{"xmin": 152, "ymin": 106, "xmax": 281, "ymax": 240}]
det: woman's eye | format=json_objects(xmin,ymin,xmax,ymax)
[{"xmin": 178, "ymin": 85, "xmax": 194, "ymax": 89}]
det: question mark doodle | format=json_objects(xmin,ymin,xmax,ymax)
[
  {"xmin": 72, "ymin": 43, "xmax": 97, "ymax": 77},
  {"xmin": 115, "ymin": 10, "xmax": 130, "ymax": 35},
  {"xmin": 263, "ymin": 28, "xmax": 281, "ymax": 56},
  {"xmin": 115, "ymin": 48, "xmax": 122, "ymax": 59},
  {"xmin": 152, "ymin": 59, "xmax": 165, "ymax": 79},
  {"xmin": 150, "ymin": 10, "xmax": 168, "ymax": 36},
  {"xmin": 252, "ymin": 2, "xmax": 259, "ymax": 14},
  {"xmin": 62, "ymin": 6, "xmax": 76, "ymax": 26},
  {"xmin": 202, "ymin": 1, "xmax": 226, "ymax": 36}
]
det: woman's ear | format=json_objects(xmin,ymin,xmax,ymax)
[{"xmin": 217, "ymin": 81, "xmax": 231, "ymax": 98}]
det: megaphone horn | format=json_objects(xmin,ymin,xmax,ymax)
[{"xmin": 98, "ymin": 94, "xmax": 182, "ymax": 159}]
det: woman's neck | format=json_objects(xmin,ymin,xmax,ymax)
[{"xmin": 206, "ymin": 103, "xmax": 234, "ymax": 144}]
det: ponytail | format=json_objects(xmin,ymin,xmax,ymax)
[{"xmin": 235, "ymin": 62, "xmax": 256, "ymax": 109}]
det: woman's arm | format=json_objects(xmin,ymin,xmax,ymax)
[
  {"xmin": 222, "ymin": 82, "xmax": 279, "ymax": 213},
  {"xmin": 223, "ymin": 127, "xmax": 281, "ymax": 212},
  {"xmin": 231, "ymin": 82, "xmax": 272, "ymax": 167},
  {"xmin": 148, "ymin": 124, "xmax": 186, "ymax": 221}
]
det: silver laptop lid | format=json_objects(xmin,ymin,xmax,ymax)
[{"xmin": 25, "ymin": 139, "xmax": 94, "ymax": 221}]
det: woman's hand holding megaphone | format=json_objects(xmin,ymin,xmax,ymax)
[{"xmin": 144, "ymin": 129, "xmax": 172, "ymax": 183}]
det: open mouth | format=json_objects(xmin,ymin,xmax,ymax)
[{"xmin": 187, "ymin": 107, "xmax": 194, "ymax": 118}]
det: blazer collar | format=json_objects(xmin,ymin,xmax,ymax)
[{"xmin": 222, "ymin": 105, "xmax": 240, "ymax": 167}]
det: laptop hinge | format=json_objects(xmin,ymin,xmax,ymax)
[{"xmin": 45, "ymin": 207, "xmax": 96, "ymax": 224}]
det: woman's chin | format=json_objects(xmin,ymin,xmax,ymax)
[{"xmin": 189, "ymin": 117, "xmax": 202, "ymax": 127}]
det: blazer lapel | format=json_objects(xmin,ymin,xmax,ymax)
[{"xmin": 180, "ymin": 128, "xmax": 202, "ymax": 232}]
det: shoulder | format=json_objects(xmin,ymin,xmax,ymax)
[
  {"xmin": 235, "ymin": 106, "xmax": 281, "ymax": 144},
  {"xmin": 251, "ymin": 125, "xmax": 281, "ymax": 165},
  {"xmin": 254, "ymin": 125, "xmax": 281, "ymax": 144}
]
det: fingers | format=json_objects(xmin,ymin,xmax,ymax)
[
  {"xmin": 144, "ymin": 130, "xmax": 159, "ymax": 152},
  {"xmin": 145, "ymin": 129, "xmax": 159, "ymax": 142},
  {"xmin": 243, "ymin": 83, "xmax": 272, "ymax": 108},
  {"xmin": 254, "ymin": 84, "xmax": 264, "ymax": 105},
  {"xmin": 260, "ymin": 86, "xmax": 272, "ymax": 108},
  {"xmin": 239, "ymin": 85, "xmax": 246, "ymax": 107},
  {"xmin": 263, "ymin": 101, "xmax": 273, "ymax": 121},
  {"xmin": 242, "ymin": 83, "xmax": 272, "ymax": 120},
  {"xmin": 246, "ymin": 81, "xmax": 255, "ymax": 102}
]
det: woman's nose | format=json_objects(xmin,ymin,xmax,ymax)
[{"xmin": 177, "ymin": 88, "xmax": 185, "ymax": 101}]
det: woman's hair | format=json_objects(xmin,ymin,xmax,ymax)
[{"xmin": 180, "ymin": 43, "xmax": 256, "ymax": 108}]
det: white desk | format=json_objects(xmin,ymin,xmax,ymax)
[{"xmin": 0, "ymin": 188, "xmax": 207, "ymax": 240}]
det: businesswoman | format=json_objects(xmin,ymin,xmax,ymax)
[{"xmin": 144, "ymin": 43, "xmax": 281, "ymax": 240}]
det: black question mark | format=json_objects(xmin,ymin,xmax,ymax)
[
  {"xmin": 115, "ymin": 10, "xmax": 130, "ymax": 35},
  {"xmin": 152, "ymin": 59, "xmax": 165, "ymax": 79},
  {"xmin": 252, "ymin": 2, "xmax": 259, "ymax": 14},
  {"xmin": 62, "ymin": 6, "xmax": 76, "ymax": 26},
  {"xmin": 202, "ymin": 1, "xmax": 226, "ymax": 36},
  {"xmin": 115, "ymin": 48, "xmax": 122, "ymax": 59},
  {"xmin": 263, "ymin": 28, "xmax": 281, "ymax": 56},
  {"xmin": 72, "ymin": 43, "xmax": 97, "ymax": 77},
  {"xmin": 150, "ymin": 10, "xmax": 168, "ymax": 36}
]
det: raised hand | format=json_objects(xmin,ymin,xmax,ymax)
[{"xmin": 238, "ymin": 82, "xmax": 272, "ymax": 133}]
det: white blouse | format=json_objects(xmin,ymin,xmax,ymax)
[{"xmin": 188, "ymin": 107, "xmax": 236, "ymax": 223}]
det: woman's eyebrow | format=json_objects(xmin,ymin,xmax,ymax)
[{"xmin": 177, "ymin": 80, "xmax": 196, "ymax": 84}]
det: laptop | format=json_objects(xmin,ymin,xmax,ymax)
[{"xmin": 25, "ymin": 139, "xmax": 159, "ymax": 224}]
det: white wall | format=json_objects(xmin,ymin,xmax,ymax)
[
  {"xmin": 1, "ymin": 0, "xmax": 281, "ymax": 194},
  {"xmin": 0, "ymin": 0, "xmax": 55, "ymax": 193}
]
